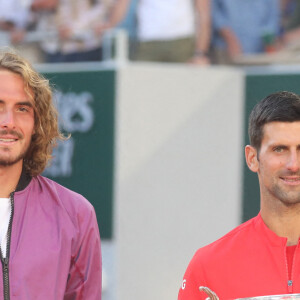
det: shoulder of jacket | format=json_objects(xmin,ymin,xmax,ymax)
[
  {"xmin": 34, "ymin": 175, "xmax": 95, "ymax": 214},
  {"xmin": 193, "ymin": 216, "xmax": 258, "ymax": 259}
]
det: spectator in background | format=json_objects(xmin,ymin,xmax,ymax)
[
  {"xmin": 0, "ymin": 0, "xmax": 40, "ymax": 62},
  {"xmin": 0, "ymin": 0, "xmax": 29, "ymax": 33},
  {"xmin": 122, "ymin": 0, "xmax": 211, "ymax": 65},
  {"xmin": 280, "ymin": 0, "xmax": 300, "ymax": 47},
  {"xmin": 212, "ymin": 0, "xmax": 280, "ymax": 64},
  {"xmin": 31, "ymin": 0, "xmax": 129, "ymax": 63},
  {"xmin": 280, "ymin": 0, "xmax": 297, "ymax": 34}
]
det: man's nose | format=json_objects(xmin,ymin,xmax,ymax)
[
  {"xmin": 287, "ymin": 151, "xmax": 300, "ymax": 172},
  {"xmin": 0, "ymin": 110, "xmax": 15, "ymax": 129}
]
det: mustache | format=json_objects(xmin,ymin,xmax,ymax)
[
  {"xmin": 0, "ymin": 130, "xmax": 23, "ymax": 139},
  {"xmin": 279, "ymin": 171, "xmax": 300, "ymax": 177}
]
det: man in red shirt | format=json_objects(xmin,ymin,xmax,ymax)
[{"xmin": 178, "ymin": 91, "xmax": 300, "ymax": 299}]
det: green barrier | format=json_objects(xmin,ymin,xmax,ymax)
[
  {"xmin": 243, "ymin": 73, "xmax": 300, "ymax": 221},
  {"xmin": 42, "ymin": 69, "xmax": 116, "ymax": 240}
]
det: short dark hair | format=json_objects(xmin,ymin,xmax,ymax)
[{"xmin": 249, "ymin": 91, "xmax": 300, "ymax": 150}]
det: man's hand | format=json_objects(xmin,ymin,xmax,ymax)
[{"xmin": 188, "ymin": 54, "xmax": 210, "ymax": 65}]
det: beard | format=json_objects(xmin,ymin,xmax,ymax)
[
  {"xmin": 0, "ymin": 148, "xmax": 27, "ymax": 167},
  {"xmin": 0, "ymin": 129, "xmax": 29, "ymax": 167},
  {"xmin": 271, "ymin": 185, "xmax": 300, "ymax": 206},
  {"xmin": 268, "ymin": 172, "xmax": 300, "ymax": 206}
]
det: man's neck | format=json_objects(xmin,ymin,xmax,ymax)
[
  {"xmin": 0, "ymin": 161, "xmax": 23, "ymax": 198},
  {"xmin": 261, "ymin": 203, "xmax": 300, "ymax": 246}
]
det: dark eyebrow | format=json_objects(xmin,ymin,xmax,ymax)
[
  {"xmin": 271, "ymin": 144, "xmax": 288, "ymax": 149},
  {"xmin": 17, "ymin": 101, "xmax": 33, "ymax": 107},
  {"xmin": 0, "ymin": 100, "xmax": 33, "ymax": 107}
]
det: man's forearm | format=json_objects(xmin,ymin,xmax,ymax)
[
  {"xmin": 106, "ymin": 0, "xmax": 130, "ymax": 29},
  {"xmin": 194, "ymin": 0, "xmax": 211, "ymax": 57},
  {"xmin": 219, "ymin": 27, "xmax": 242, "ymax": 57}
]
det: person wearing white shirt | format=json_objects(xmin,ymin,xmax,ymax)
[
  {"xmin": 32, "ymin": 0, "xmax": 130, "ymax": 62},
  {"xmin": 134, "ymin": 0, "xmax": 211, "ymax": 64}
]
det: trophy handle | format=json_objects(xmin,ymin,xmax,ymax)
[{"xmin": 199, "ymin": 286, "xmax": 220, "ymax": 300}]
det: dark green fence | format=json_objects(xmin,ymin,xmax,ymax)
[{"xmin": 42, "ymin": 69, "xmax": 116, "ymax": 240}]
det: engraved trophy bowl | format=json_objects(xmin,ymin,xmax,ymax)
[
  {"xmin": 199, "ymin": 286, "xmax": 300, "ymax": 300},
  {"xmin": 236, "ymin": 295, "xmax": 300, "ymax": 300}
]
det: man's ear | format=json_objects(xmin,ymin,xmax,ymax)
[{"xmin": 245, "ymin": 145, "xmax": 259, "ymax": 173}]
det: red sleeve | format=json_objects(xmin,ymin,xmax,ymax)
[{"xmin": 178, "ymin": 252, "xmax": 208, "ymax": 300}]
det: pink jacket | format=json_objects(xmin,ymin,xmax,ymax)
[{"xmin": 0, "ymin": 172, "xmax": 102, "ymax": 299}]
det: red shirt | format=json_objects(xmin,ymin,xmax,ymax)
[{"xmin": 178, "ymin": 214, "xmax": 300, "ymax": 300}]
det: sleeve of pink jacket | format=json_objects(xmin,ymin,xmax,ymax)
[{"xmin": 64, "ymin": 206, "xmax": 102, "ymax": 300}]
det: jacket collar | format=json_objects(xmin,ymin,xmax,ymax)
[
  {"xmin": 254, "ymin": 213, "xmax": 288, "ymax": 247},
  {"xmin": 15, "ymin": 167, "xmax": 32, "ymax": 192}
]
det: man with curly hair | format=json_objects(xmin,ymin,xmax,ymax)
[{"xmin": 0, "ymin": 49, "xmax": 101, "ymax": 299}]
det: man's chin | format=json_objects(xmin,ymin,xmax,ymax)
[
  {"xmin": 278, "ymin": 194, "xmax": 300, "ymax": 206},
  {"xmin": 0, "ymin": 156, "xmax": 24, "ymax": 167},
  {"xmin": 270, "ymin": 185, "xmax": 300, "ymax": 206}
]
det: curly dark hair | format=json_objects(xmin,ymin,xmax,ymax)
[{"xmin": 0, "ymin": 49, "xmax": 65, "ymax": 176}]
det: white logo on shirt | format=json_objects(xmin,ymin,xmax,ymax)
[{"xmin": 182, "ymin": 279, "xmax": 186, "ymax": 289}]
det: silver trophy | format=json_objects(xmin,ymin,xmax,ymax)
[{"xmin": 199, "ymin": 286, "xmax": 300, "ymax": 300}]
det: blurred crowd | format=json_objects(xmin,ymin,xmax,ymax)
[{"xmin": 1, "ymin": 0, "xmax": 300, "ymax": 65}]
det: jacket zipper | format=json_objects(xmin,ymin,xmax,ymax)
[
  {"xmin": 286, "ymin": 242, "xmax": 299, "ymax": 293},
  {"xmin": 0, "ymin": 192, "xmax": 14, "ymax": 300}
]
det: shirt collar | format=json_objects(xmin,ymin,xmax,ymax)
[{"xmin": 253, "ymin": 213, "xmax": 288, "ymax": 247}]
